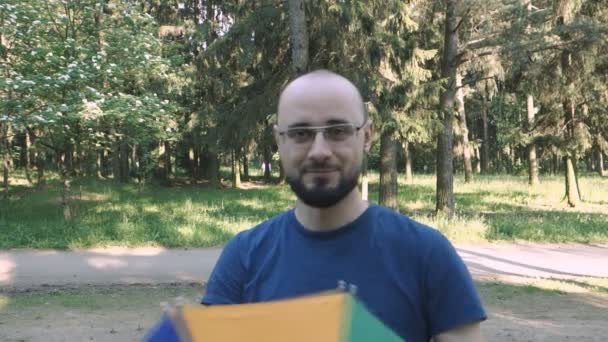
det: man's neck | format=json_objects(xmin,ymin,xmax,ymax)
[{"xmin": 294, "ymin": 189, "xmax": 369, "ymax": 232}]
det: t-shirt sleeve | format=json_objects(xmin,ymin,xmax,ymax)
[
  {"xmin": 201, "ymin": 233, "xmax": 247, "ymax": 305},
  {"xmin": 424, "ymin": 233, "xmax": 487, "ymax": 336}
]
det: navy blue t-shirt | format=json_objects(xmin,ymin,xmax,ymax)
[{"xmin": 202, "ymin": 205, "xmax": 486, "ymax": 341}]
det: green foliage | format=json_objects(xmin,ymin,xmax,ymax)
[
  {"xmin": 2, "ymin": 0, "xmax": 608, "ymax": 220},
  {"xmin": 0, "ymin": 0, "xmax": 183, "ymax": 181}
]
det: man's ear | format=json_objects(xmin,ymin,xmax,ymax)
[{"xmin": 363, "ymin": 121, "xmax": 373, "ymax": 153}]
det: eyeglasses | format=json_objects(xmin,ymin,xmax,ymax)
[{"xmin": 278, "ymin": 122, "xmax": 367, "ymax": 145}]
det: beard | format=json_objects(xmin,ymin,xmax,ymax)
[{"xmin": 286, "ymin": 162, "xmax": 361, "ymax": 208}]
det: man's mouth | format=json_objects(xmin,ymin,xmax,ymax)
[{"xmin": 304, "ymin": 168, "xmax": 338, "ymax": 175}]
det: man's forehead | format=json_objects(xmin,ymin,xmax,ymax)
[
  {"xmin": 279, "ymin": 72, "xmax": 360, "ymax": 102},
  {"xmin": 277, "ymin": 72, "xmax": 364, "ymax": 125}
]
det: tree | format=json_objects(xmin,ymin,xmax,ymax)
[
  {"xmin": 287, "ymin": 0, "xmax": 309, "ymax": 76},
  {"xmin": 455, "ymin": 73, "xmax": 473, "ymax": 183},
  {"xmin": 435, "ymin": 0, "xmax": 459, "ymax": 218},
  {"xmin": 526, "ymin": 94, "xmax": 539, "ymax": 185},
  {"xmin": 282, "ymin": 0, "xmax": 310, "ymax": 185},
  {"xmin": 305, "ymin": 1, "xmax": 435, "ymax": 209},
  {"xmin": 0, "ymin": 0, "xmax": 180, "ymax": 217}
]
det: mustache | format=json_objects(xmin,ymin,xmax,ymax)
[{"xmin": 302, "ymin": 162, "xmax": 340, "ymax": 172}]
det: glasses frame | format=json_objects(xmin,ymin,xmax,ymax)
[{"xmin": 278, "ymin": 121, "xmax": 368, "ymax": 145}]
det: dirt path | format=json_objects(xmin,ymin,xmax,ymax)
[{"xmin": 2, "ymin": 243, "xmax": 607, "ymax": 289}]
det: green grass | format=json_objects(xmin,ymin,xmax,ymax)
[
  {"xmin": 1, "ymin": 171, "xmax": 607, "ymax": 249},
  {"xmin": 0, "ymin": 284, "xmax": 203, "ymax": 312},
  {"xmin": 1, "ymin": 279, "xmax": 605, "ymax": 314},
  {"xmin": 476, "ymin": 277, "xmax": 608, "ymax": 304},
  {"xmin": 382, "ymin": 174, "xmax": 608, "ymax": 243}
]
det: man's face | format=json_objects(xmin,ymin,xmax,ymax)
[{"xmin": 275, "ymin": 74, "xmax": 371, "ymax": 208}]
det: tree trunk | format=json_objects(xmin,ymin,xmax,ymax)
[
  {"xmin": 278, "ymin": 163, "xmax": 286, "ymax": 184},
  {"xmin": 163, "ymin": 141, "xmax": 171, "ymax": 176},
  {"xmin": 587, "ymin": 152, "xmax": 594, "ymax": 172},
  {"xmin": 242, "ymin": 154, "xmax": 249, "ymax": 181},
  {"xmin": 551, "ymin": 152, "xmax": 559, "ymax": 175},
  {"xmin": 481, "ymin": 87, "xmax": 490, "ymax": 174},
  {"xmin": 287, "ymin": 0, "xmax": 309, "ymax": 76},
  {"xmin": 403, "ymin": 141, "xmax": 413, "ymax": 184},
  {"xmin": 379, "ymin": 127, "xmax": 398, "ymax": 209},
  {"xmin": 60, "ymin": 152, "xmax": 72, "ymax": 220},
  {"xmin": 598, "ymin": 150, "xmax": 606, "ymax": 177},
  {"xmin": 200, "ymin": 148, "xmax": 211, "ymax": 179},
  {"xmin": 102, "ymin": 149, "xmax": 109, "ymax": 178},
  {"xmin": 456, "ymin": 73, "xmax": 472, "ymax": 183},
  {"xmin": 65, "ymin": 144, "xmax": 74, "ymax": 176},
  {"xmin": 564, "ymin": 156, "xmax": 580, "ymax": 207},
  {"xmin": 187, "ymin": 145, "xmax": 194, "ymax": 179},
  {"xmin": 156, "ymin": 141, "xmax": 171, "ymax": 184},
  {"xmin": 474, "ymin": 147, "xmax": 481, "ymax": 174},
  {"xmin": 96, "ymin": 151, "xmax": 103, "ymax": 178},
  {"xmin": 263, "ymin": 145, "xmax": 272, "ymax": 182},
  {"xmin": 232, "ymin": 149, "xmax": 241, "ymax": 188},
  {"xmin": 75, "ymin": 138, "xmax": 83, "ymax": 177},
  {"xmin": 18, "ymin": 133, "xmax": 26, "ymax": 168},
  {"xmin": 209, "ymin": 150, "xmax": 220, "ymax": 187},
  {"xmin": 131, "ymin": 144, "xmax": 141, "ymax": 183},
  {"xmin": 1, "ymin": 34, "xmax": 11, "ymax": 198},
  {"xmin": 359, "ymin": 154, "xmax": 369, "ymax": 201},
  {"xmin": 120, "ymin": 140, "xmax": 130, "ymax": 182},
  {"xmin": 561, "ymin": 45, "xmax": 581, "ymax": 206},
  {"xmin": 18, "ymin": 132, "xmax": 31, "ymax": 184},
  {"xmin": 436, "ymin": 0, "xmax": 458, "ymax": 218},
  {"xmin": 562, "ymin": 104, "xmax": 580, "ymax": 206},
  {"xmin": 284, "ymin": 0, "xmax": 308, "ymax": 185},
  {"xmin": 36, "ymin": 151, "xmax": 45, "ymax": 188},
  {"xmin": 112, "ymin": 141, "xmax": 121, "ymax": 181},
  {"xmin": 189, "ymin": 145, "xmax": 200, "ymax": 181},
  {"xmin": 95, "ymin": 1, "xmax": 110, "ymax": 89},
  {"xmin": 526, "ymin": 94, "xmax": 540, "ymax": 186},
  {"xmin": 2, "ymin": 149, "xmax": 8, "ymax": 200},
  {"xmin": 196, "ymin": 148, "xmax": 202, "ymax": 181}
]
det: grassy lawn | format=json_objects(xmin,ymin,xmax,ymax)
[{"xmin": 0, "ymin": 171, "xmax": 607, "ymax": 249}]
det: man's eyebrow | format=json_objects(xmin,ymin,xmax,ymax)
[
  {"xmin": 287, "ymin": 119, "xmax": 349, "ymax": 129},
  {"xmin": 326, "ymin": 119, "xmax": 349, "ymax": 125},
  {"xmin": 287, "ymin": 122, "xmax": 312, "ymax": 129}
]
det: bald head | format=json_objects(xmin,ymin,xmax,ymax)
[{"xmin": 277, "ymin": 70, "xmax": 367, "ymax": 127}]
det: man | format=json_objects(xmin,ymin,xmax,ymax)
[{"xmin": 202, "ymin": 70, "xmax": 486, "ymax": 342}]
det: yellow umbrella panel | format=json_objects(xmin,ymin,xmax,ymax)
[{"xmin": 166, "ymin": 291, "xmax": 404, "ymax": 342}]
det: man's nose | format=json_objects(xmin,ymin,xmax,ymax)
[{"xmin": 307, "ymin": 131, "xmax": 332, "ymax": 161}]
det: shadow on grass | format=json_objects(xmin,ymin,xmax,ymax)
[
  {"xmin": 370, "ymin": 182, "xmax": 436, "ymax": 204},
  {"xmin": 2, "ymin": 175, "xmax": 607, "ymax": 249},
  {"xmin": 482, "ymin": 210, "xmax": 608, "ymax": 242},
  {"xmin": 0, "ymin": 178, "xmax": 295, "ymax": 249},
  {"xmin": 395, "ymin": 186, "xmax": 608, "ymax": 243},
  {"xmin": 455, "ymin": 190, "xmax": 532, "ymax": 212}
]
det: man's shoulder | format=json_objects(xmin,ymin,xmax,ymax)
[
  {"xmin": 370, "ymin": 205, "xmax": 446, "ymax": 242},
  {"xmin": 231, "ymin": 209, "xmax": 292, "ymax": 246}
]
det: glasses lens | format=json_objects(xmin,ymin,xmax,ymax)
[
  {"xmin": 324, "ymin": 125, "xmax": 355, "ymax": 141},
  {"xmin": 286, "ymin": 128, "xmax": 314, "ymax": 143}
]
